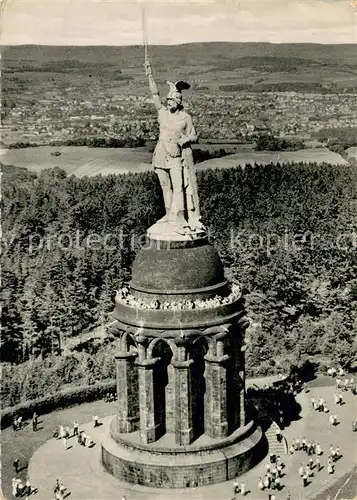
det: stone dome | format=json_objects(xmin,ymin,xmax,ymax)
[{"xmin": 130, "ymin": 237, "xmax": 227, "ymax": 298}]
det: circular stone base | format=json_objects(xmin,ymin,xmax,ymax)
[
  {"xmin": 147, "ymin": 221, "xmax": 206, "ymax": 242},
  {"xmin": 101, "ymin": 418, "xmax": 267, "ymax": 488}
]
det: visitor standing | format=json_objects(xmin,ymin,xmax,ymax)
[
  {"xmin": 303, "ymin": 472, "xmax": 308, "ymax": 487},
  {"xmin": 302, "ymin": 437, "xmax": 307, "ymax": 451},
  {"xmin": 59, "ymin": 425, "xmax": 64, "ymax": 439},
  {"xmin": 12, "ymin": 478, "xmax": 17, "ymax": 497},
  {"xmin": 93, "ymin": 415, "xmax": 99, "ymax": 428},
  {"xmin": 73, "ymin": 421, "xmax": 79, "ymax": 436},
  {"xmin": 298, "ymin": 464, "xmax": 304, "ymax": 477},
  {"xmin": 59, "ymin": 481, "xmax": 65, "ymax": 496},
  {"xmin": 263, "ymin": 474, "xmax": 270, "ymax": 489},
  {"xmin": 233, "ymin": 478, "xmax": 239, "ymax": 494},
  {"xmin": 275, "ymin": 476, "xmax": 281, "ymax": 490},
  {"xmin": 16, "ymin": 480, "xmax": 24, "ymax": 497},
  {"xmin": 13, "ymin": 458, "xmax": 20, "ymax": 473},
  {"xmin": 306, "ymin": 464, "xmax": 313, "ymax": 478}
]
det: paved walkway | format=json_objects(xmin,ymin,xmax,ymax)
[{"xmin": 27, "ymin": 385, "xmax": 357, "ymax": 500}]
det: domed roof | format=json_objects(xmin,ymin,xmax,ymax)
[{"xmin": 130, "ymin": 239, "xmax": 225, "ymax": 293}]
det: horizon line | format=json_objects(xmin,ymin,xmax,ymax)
[{"xmin": 2, "ymin": 41, "xmax": 357, "ymax": 48}]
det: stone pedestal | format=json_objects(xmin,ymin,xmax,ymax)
[{"xmin": 101, "ymin": 235, "xmax": 266, "ymax": 488}]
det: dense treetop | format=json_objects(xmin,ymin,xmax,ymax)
[{"xmin": 1, "ymin": 161, "xmax": 356, "ymax": 406}]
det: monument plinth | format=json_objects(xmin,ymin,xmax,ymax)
[
  {"xmin": 101, "ymin": 60, "xmax": 265, "ymax": 488},
  {"xmin": 101, "ymin": 233, "xmax": 266, "ymax": 488}
]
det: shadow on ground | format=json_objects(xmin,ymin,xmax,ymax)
[{"xmin": 247, "ymin": 383, "xmax": 302, "ymax": 432}]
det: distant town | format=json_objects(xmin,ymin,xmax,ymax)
[{"xmin": 2, "ymin": 84, "xmax": 357, "ymax": 147}]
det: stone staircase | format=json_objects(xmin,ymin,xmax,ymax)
[{"xmin": 264, "ymin": 421, "xmax": 288, "ymax": 457}]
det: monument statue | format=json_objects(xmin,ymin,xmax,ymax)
[
  {"xmin": 144, "ymin": 56, "xmax": 205, "ymax": 238},
  {"xmin": 101, "ymin": 10, "xmax": 265, "ymax": 489}
]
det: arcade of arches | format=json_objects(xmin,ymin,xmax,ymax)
[{"xmin": 115, "ymin": 323, "xmax": 246, "ymax": 446}]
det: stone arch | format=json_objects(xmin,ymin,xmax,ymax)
[
  {"xmin": 120, "ymin": 331, "xmax": 138, "ymax": 353},
  {"xmin": 191, "ymin": 335, "xmax": 209, "ymax": 355},
  {"xmin": 148, "ymin": 338, "xmax": 175, "ymax": 439},
  {"xmin": 147, "ymin": 337, "xmax": 177, "ymax": 360},
  {"xmin": 190, "ymin": 336, "xmax": 209, "ymax": 440}
]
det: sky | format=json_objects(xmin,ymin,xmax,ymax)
[{"xmin": 1, "ymin": 0, "xmax": 356, "ymax": 45}]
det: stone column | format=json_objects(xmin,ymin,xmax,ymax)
[
  {"xmin": 239, "ymin": 344, "xmax": 247, "ymax": 426},
  {"xmin": 172, "ymin": 358, "xmax": 194, "ymax": 445},
  {"xmin": 204, "ymin": 333, "xmax": 231, "ymax": 439},
  {"xmin": 236, "ymin": 317, "xmax": 250, "ymax": 427},
  {"xmin": 136, "ymin": 357, "xmax": 161, "ymax": 444},
  {"xmin": 204, "ymin": 352, "xmax": 230, "ymax": 438},
  {"xmin": 116, "ymin": 350, "xmax": 139, "ymax": 433}
]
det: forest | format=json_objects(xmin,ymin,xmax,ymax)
[{"xmin": 1, "ymin": 161, "xmax": 357, "ymax": 407}]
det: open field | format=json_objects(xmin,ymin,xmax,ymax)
[
  {"xmin": 1, "ymin": 146, "xmax": 349, "ymax": 178},
  {"xmin": 197, "ymin": 147, "xmax": 350, "ymax": 169},
  {"xmin": 1, "ymin": 146, "xmax": 152, "ymax": 176}
]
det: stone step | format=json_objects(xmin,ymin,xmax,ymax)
[{"xmin": 265, "ymin": 423, "xmax": 288, "ymax": 456}]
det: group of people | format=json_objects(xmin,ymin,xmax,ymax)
[
  {"xmin": 11, "ymin": 477, "xmax": 32, "ymax": 498},
  {"xmin": 232, "ymin": 479, "xmax": 246, "ymax": 496},
  {"xmin": 77, "ymin": 429, "xmax": 95, "ymax": 448},
  {"xmin": 12, "ymin": 415, "xmax": 23, "ymax": 431},
  {"xmin": 290, "ymin": 432, "xmax": 343, "ymax": 488},
  {"xmin": 335, "ymin": 376, "xmax": 355, "ymax": 393},
  {"xmin": 310, "ymin": 396, "xmax": 330, "ymax": 413},
  {"xmin": 310, "ymin": 396, "xmax": 341, "ymax": 426},
  {"xmin": 116, "ymin": 283, "xmax": 241, "ymax": 311},
  {"xmin": 54, "ymin": 416, "xmax": 98, "ymax": 449},
  {"xmin": 258, "ymin": 454, "xmax": 285, "ymax": 492},
  {"xmin": 104, "ymin": 391, "xmax": 116, "ymax": 402},
  {"xmin": 11, "ymin": 414, "xmax": 40, "ymax": 497},
  {"xmin": 289, "ymin": 437, "xmax": 323, "ymax": 456},
  {"xmin": 327, "ymin": 366, "xmax": 356, "ymax": 393},
  {"xmin": 10, "ymin": 413, "xmax": 102, "ymax": 499},
  {"xmin": 12, "ymin": 412, "xmax": 39, "ymax": 432},
  {"xmin": 328, "ymin": 413, "xmax": 339, "ymax": 426},
  {"xmin": 53, "ymin": 478, "xmax": 66, "ymax": 499}
]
